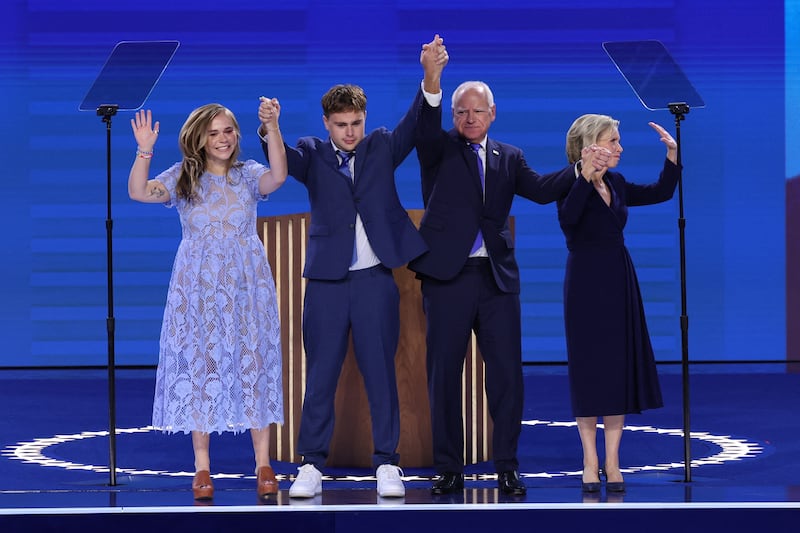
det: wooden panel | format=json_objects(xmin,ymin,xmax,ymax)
[
  {"xmin": 259, "ymin": 214, "xmax": 306, "ymax": 464},
  {"xmin": 259, "ymin": 210, "xmax": 493, "ymax": 467}
]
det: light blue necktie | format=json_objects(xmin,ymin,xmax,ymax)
[
  {"xmin": 337, "ymin": 150, "xmax": 358, "ymax": 265},
  {"xmin": 469, "ymin": 143, "xmax": 484, "ymax": 254}
]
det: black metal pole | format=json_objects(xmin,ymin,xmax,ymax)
[
  {"xmin": 668, "ymin": 102, "xmax": 691, "ymax": 483},
  {"xmin": 98, "ymin": 104, "xmax": 119, "ymax": 487}
]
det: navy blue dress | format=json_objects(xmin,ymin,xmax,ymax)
[{"xmin": 558, "ymin": 159, "xmax": 679, "ymax": 417}]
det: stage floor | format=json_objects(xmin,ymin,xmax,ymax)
[{"xmin": 1, "ymin": 364, "xmax": 798, "ymax": 531}]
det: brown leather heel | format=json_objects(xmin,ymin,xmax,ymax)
[
  {"xmin": 192, "ymin": 470, "xmax": 214, "ymax": 500},
  {"xmin": 257, "ymin": 465, "xmax": 279, "ymax": 498}
]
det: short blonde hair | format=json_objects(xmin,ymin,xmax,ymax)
[{"xmin": 565, "ymin": 114, "xmax": 619, "ymax": 164}]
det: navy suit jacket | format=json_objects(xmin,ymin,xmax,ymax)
[
  {"xmin": 408, "ymin": 99, "xmax": 575, "ymax": 294},
  {"xmin": 262, "ymin": 89, "xmax": 428, "ymax": 281}
]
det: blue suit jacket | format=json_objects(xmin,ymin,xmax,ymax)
[
  {"xmin": 408, "ymin": 98, "xmax": 575, "ymax": 294},
  {"xmin": 262, "ymin": 89, "xmax": 428, "ymax": 281}
]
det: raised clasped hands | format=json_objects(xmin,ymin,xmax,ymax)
[
  {"xmin": 420, "ymin": 33, "xmax": 449, "ymax": 74},
  {"xmin": 648, "ymin": 121, "xmax": 678, "ymax": 164},
  {"xmin": 580, "ymin": 145, "xmax": 612, "ymax": 183},
  {"xmin": 131, "ymin": 109, "xmax": 160, "ymax": 152},
  {"xmin": 258, "ymin": 97, "xmax": 281, "ymax": 133}
]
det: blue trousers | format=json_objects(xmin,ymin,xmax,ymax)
[{"xmin": 297, "ymin": 265, "xmax": 401, "ymax": 470}]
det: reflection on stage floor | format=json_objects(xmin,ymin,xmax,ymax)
[{"xmin": 0, "ymin": 363, "xmax": 798, "ymax": 532}]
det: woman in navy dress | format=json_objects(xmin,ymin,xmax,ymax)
[{"xmin": 557, "ymin": 115, "xmax": 679, "ymax": 492}]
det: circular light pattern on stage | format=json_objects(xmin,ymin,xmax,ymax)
[
  {"xmin": 516, "ymin": 419, "xmax": 764, "ymax": 480},
  {"xmin": 1, "ymin": 421, "xmax": 763, "ymax": 482}
]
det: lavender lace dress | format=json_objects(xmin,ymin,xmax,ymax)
[{"xmin": 151, "ymin": 160, "xmax": 284, "ymax": 434}]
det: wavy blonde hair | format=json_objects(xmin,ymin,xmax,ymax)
[
  {"xmin": 565, "ymin": 114, "xmax": 619, "ymax": 164},
  {"xmin": 176, "ymin": 103, "xmax": 242, "ymax": 202}
]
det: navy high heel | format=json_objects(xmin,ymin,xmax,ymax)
[
  {"xmin": 581, "ymin": 468, "xmax": 601, "ymax": 493},
  {"xmin": 606, "ymin": 481, "xmax": 626, "ymax": 493},
  {"xmin": 601, "ymin": 465, "xmax": 626, "ymax": 492},
  {"xmin": 581, "ymin": 481, "xmax": 601, "ymax": 493}
]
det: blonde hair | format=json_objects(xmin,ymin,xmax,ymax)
[
  {"xmin": 176, "ymin": 103, "xmax": 242, "ymax": 202},
  {"xmin": 565, "ymin": 114, "xmax": 619, "ymax": 164}
]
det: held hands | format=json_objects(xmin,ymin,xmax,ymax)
[
  {"xmin": 420, "ymin": 34, "xmax": 448, "ymax": 94},
  {"xmin": 258, "ymin": 97, "xmax": 281, "ymax": 133},
  {"xmin": 131, "ymin": 109, "xmax": 159, "ymax": 152},
  {"xmin": 648, "ymin": 121, "xmax": 678, "ymax": 164},
  {"xmin": 579, "ymin": 145, "xmax": 612, "ymax": 183},
  {"xmin": 420, "ymin": 34, "xmax": 449, "ymax": 78}
]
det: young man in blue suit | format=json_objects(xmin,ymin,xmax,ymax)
[
  {"xmin": 258, "ymin": 35, "xmax": 449, "ymax": 499},
  {"xmin": 410, "ymin": 78, "xmax": 598, "ymax": 496}
]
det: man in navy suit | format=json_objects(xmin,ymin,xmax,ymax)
[
  {"xmin": 258, "ymin": 35, "xmax": 449, "ymax": 499},
  {"xmin": 410, "ymin": 77, "xmax": 585, "ymax": 495}
]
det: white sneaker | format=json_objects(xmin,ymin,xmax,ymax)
[
  {"xmin": 289, "ymin": 464, "xmax": 322, "ymax": 498},
  {"xmin": 376, "ymin": 464, "xmax": 405, "ymax": 498}
]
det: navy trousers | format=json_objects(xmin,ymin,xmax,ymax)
[
  {"xmin": 422, "ymin": 258, "xmax": 523, "ymax": 474},
  {"xmin": 297, "ymin": 264, "xmax": 401, "ymax": 470}
]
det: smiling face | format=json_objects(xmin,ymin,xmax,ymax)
[
  {"xmin": 452, "ymin": 85, "xmax": 496, "ymax": 143},
  {"xmin": 595, "ymin": 127, "xmax": 623, "ymax": 167},
  {"xmin": 204, "ymin": 113, "xmax": 239, "ymax": 166},
  {"xmin": 179, "ymin": 104, "xmax": 242, "ymax": 176}
]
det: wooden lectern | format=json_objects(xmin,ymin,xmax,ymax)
[{"xmin": 258, "ymin": 210, "xmax": 492, "ymax": 468}]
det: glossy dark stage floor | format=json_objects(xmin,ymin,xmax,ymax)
[{"xmin": 1, "ymin": 364, "xmax": 799, "ymax": 532}]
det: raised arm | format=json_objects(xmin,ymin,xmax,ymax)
[
  {"xmin": 128, "ymin": 109, "xmax": 170, "ymax": 203},
  {"xmin": 648, "ymin": 121, "xmax": 678, "ymax": 164},
  {"xmin": 257, "ymin": 97, "xmax": 287, "ymax": 195},
  {"xmin": 417, "ymin": 34, "xmax": 448, "ymax": 159},
  {"xmin": 421, "ymin": 33, "xmax": 448, "ymax": 94}
]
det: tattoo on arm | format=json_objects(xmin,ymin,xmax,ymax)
[{"xmin": 148, "ymin": 183, "xmax": 166, "ymax": 198}]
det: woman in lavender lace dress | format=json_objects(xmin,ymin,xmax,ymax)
[{"xmin": 128, "ymin": 100, "xmax": 287, "ymax": 501}]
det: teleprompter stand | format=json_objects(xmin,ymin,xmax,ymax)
[
  {"xmin": 602, "ymin": 40, "xmax": 705, "ymax": 483},
  {"xmin": 80, "ymin": 40, "xmax": 179, "ymax": 486}
]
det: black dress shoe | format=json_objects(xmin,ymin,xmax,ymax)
[
  {"xmin": 431, "ymin": 472, "xmax": 464, "ymax": 494},
  {"xmin": 497, "ymin": 470, "xmax": 527, "ymax": 495}
]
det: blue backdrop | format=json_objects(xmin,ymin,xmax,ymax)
[{"xmin": 0, "ymin": 0, "xmax": 790, "ymax": 366}]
